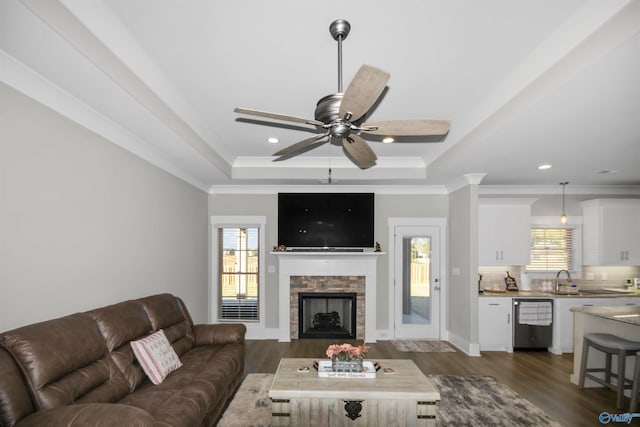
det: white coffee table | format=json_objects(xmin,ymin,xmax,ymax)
[{"xmin": 269, "ymin": 358, "xmax": 440, "ymax": 426}]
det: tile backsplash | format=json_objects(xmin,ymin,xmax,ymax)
[
  {"xmin": 478, "ymin": 265, "xmax": 640, "ymax": 292},
  {"xmin": 478, "ymin": 266, "xmax": 522, "ymax": 291}
]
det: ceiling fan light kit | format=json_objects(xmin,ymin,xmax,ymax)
[{"xmin": 234, "ymin": 19, "xmax": 450, "ymax": 170}]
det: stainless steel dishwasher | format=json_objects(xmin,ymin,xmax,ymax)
[{"xmin": 513, "ymin": 299, "xmax": 553, "ymax": 349}]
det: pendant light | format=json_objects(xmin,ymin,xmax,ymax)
[{"xmin": 560, "ymin": 181, "xmax": 569, "ymax": 224}]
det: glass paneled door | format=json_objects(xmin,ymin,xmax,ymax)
[{"xmin": 394, "ymin": 226, "xmax": 441, "ymax": 339}]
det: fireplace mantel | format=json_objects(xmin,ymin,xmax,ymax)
[{"xmin": 272, "ymin": 251, "xmax": 384, "ymax": 343}]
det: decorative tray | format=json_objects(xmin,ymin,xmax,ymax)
[{"xmin": 317, "ymin": 360, "xmax": 377, "ymax": 379}]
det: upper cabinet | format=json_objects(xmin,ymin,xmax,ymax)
[
  {"xmin": 479, "ymin": 199, "xmax": 535, "ymax": 266},
  {"xmin": 582, "ymin": 199, "xmax": 640, "ymax": 266}
]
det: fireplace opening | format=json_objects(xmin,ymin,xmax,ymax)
[{"xmin": 298, "ymin": 292, "xmax": 356, "ymax": 339}]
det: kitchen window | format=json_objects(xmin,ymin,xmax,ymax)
[{"xmin": 526, "ymin": 227, "xmax": 578, "ymax": 273}]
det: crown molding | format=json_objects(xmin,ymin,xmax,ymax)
[
  {"xmin": 209, "ymin": 183, "xmax": 640, "ymax": 196},
  {"xmin": 231, "ymin": 156, "xmax": 427, "ymax": 181},
  {"xmin": 479, "ymin": 185, "xmax": 640, "ymax": 196},
  {"xmin": 209, "ymin": 184, "xmax": 449, "ymax": 195},
  {"xmin": 445, "ymin": 173, "xmax": 487, "ymax": 193},
  {"xmin": 1, "ymin": 50, "xmax": 210, "ymax": 192}
]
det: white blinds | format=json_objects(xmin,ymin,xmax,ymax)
[{"xmin": 526, "ymin": 228, "xmax": 574, "ymax": 271}]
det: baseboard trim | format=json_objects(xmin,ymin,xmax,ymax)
[{"xmin": 447, "ymin": 331, "xmax": 481, "ymax": 357}]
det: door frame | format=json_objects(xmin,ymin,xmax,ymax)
[{"xmin": 388, "ymin": 217, "xmax": 447, "ymax": 340}]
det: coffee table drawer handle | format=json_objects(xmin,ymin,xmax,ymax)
[{"xmin": 344, "ymin": 400, "xmax": 363, "ymax": 420}]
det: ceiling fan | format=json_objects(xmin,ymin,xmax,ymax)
[{"xmin": 234, "ymin": 19, "xmax": 450, "ymax": 170}]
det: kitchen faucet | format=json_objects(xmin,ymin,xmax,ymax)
[{"xmin": 555, "ymin": 269, "xmax": 572, "ymax": 293}]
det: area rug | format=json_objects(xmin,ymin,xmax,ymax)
[
  {"xmin": 219, "ymin": 373, "xmax": 272, "ymax": 427},
  {"xmin": 218, "ymin": 373, "xmax": 562, "ymax": 427},
  {"xmin": 391, "ymin": 339, "xmax": 456, "ymax": 352}
]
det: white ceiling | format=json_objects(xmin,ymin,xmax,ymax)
[{"xmin": 2, "ymin": 0, "xmax": 640, "ymax": 192}]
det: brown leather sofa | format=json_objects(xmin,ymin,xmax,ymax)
[{"xmin": 0, "ymin": 293, "xmax": 246, "ymax": 427}]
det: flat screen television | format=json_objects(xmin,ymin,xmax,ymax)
[{"xmin": 278, "ymin": 193, "xmax": 374, "ymax": 249}]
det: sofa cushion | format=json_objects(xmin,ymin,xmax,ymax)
[
  {"xmin": 119, "ymin": 342, "xmax": 244, "ymax": 427},
  {"xmin": 14, "ymin": 403, "xmax": 157, "ymax": 427},
  {"xmin": 0, "ymin": 347, "xmax": 34, "ymax": 427},
  {"xmin": 131, "ymin": 330, "xmax": 182, "ymax": 385},
  {"xmin": 88, "ymin": 300, "xmax": 152, "ymax": 391},
  {"xmin": 0, "ymin": 313, "xmax": 129, "ymax": 410},
  {"xmin": 136, "ymin": 294, "xmax": 195, "ymax": 356}
]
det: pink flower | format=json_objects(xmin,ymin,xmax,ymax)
[
  {"xmin": 340, "ymin": 344, "xmax": 353, "ymax": 353},
  {"xmin": 326, "ymin": 344, "xmax": 342, "ymax": 358},
  {"xmin": 351, "ymin": 345, "xmax": 369, "ymax": 357},
  {"xmin": 326, "ymin": 343, "xmax": 368, "ymax": 359}
]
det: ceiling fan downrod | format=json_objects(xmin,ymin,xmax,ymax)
[{"xmin": 330, "ymin": 19, "xmax": 351, "ymax": 93}]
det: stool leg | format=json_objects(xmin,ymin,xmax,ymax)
[
  {"xmin": 631, "ymin": 354, "xmax": 640, "ymax": 413},
  {"xmin": 579, "ymin": 338, "xmax": 589, "ymax": 389},
  {"xmin": 616, "ymin": 351, "xmax": 626, "ymax": 409},
  {"xmin": 605, "ymin": 353, "xmax": 612, "ymax": 384}
]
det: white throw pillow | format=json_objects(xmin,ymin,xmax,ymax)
[{"xmin": 131, "ymin": 329, "xmax": 182, "ymax": 385}]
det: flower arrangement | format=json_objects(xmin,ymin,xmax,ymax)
[{"xmin": 326, "ymin": 343, "xmax": 369, "ymax": 365}]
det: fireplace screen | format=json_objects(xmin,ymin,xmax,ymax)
[{"xmin": 298, "ymin": 293, "xmax": 356, "ymax": 339}]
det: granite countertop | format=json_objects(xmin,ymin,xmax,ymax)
[
  {"xmin": 479, "ymin": 290, "xmax": 640, "ymax": 298},
  {"xmin": 570, "ymin": 305, "xmax": 640, "ymax": 326}
]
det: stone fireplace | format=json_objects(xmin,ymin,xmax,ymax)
[
  {"xmin": 273, "ymin": 251, "xmax": 383, "ymax": 343},
  {"xmin": 292, "ymin": 277, "xmax": 364, "ymax": 339}
]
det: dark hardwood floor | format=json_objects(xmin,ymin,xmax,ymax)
[{"xmin": 244, "ymin": 339, "xmax": 635, "ymax": 427}]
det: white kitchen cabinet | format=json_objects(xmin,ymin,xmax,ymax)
[
  {"xmin": 478, "ymin": 297, "xmax": 513, "ymax": 352},
  {"xmin": 479, "ymin": 200, "xmax": 534, "ymax": 266},
  {"xmin": 551, "ymin": 297, "xmax": 631, "ymax": 354},
  {"xmin": 610, "ymin": 297, "xmax": 639, "ymax": 307},
  {"xmin": 581, "ymin": 199, "xmax": 640, "ymax": 266}
]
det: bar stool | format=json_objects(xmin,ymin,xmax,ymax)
[
  {"xmin": 579, "ymin": 333, "xmax": 640, "ymax": 409},
  {"xmin": 631, "ymin": 351, "xmax": 640, "ymax": 412}
]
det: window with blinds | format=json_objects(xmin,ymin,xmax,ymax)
[
  {"xmin": 526, "ymin": 227, "xmax": 575, "ymax": 272},
  {"xmin": 218, "ymin": 227, "xmax": 259, "ymax": 321}
]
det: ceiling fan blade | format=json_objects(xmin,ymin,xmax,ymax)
[
  {"xmin": 341, "ymin": 134, "xmax": 377, "ymax": 170},
  {"xmin": 273, "ymin": 133, "xmax": 328, "ymax": 160},
  {"xmin": 361, "ymin": 119, "xmax": 450, "ymax": 136},
  {"xmin": 235, "ymin": 107, "xmax": 324, "ymax": 127},
  {"xmin": 339, "ymin": 65, "xmax": 390, "ymax": 122}
]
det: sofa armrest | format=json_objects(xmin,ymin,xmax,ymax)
[
  {"xmin": 193, "ymin": 323, "xmax": 246, "ymax": 346},
  {"xmin": 15, "ymin": 403, "xmax": 157, "ymax": 427}
]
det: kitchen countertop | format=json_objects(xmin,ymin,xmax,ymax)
[
  {"xmin": 479, "ymin": 290, "xmax": 640, "ymax": 298},
  {"xmin": 570, "ymin": 305, "xmax": 640, "ymax": 326}
]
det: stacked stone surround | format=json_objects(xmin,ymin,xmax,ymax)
[{"xmin": 290, "ymin": 275, "xmax": 365, "ymax": 340}]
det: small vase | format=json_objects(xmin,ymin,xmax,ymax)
[{"xmin": 331, "ymin": 355, "xmax": 363, "ymax": 373}]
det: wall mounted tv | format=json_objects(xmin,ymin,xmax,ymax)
[{"xmin": 278, "ymin": 193, "xmax": 374, "ymax": 249}]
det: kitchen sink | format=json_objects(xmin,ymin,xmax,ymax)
[{"xmin": 550, "ymin": 291, "xmax": 585, "ymax": 296}]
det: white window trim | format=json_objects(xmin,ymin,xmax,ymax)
[
  {"xmin": 210, "ymin": 216, "xmax": 266, "ymax": 338},
  {"xmin": 528, "ymin": 216, "xmax": 582, "ymax": 279}
]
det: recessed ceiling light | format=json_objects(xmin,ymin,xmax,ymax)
[
  {"xmin": 537, "ymin": 164, "xmax": 552, "ymax": 170},
  {"xmin": 596, "ymin": 169, "xmax": 618, "ymax": 174},
  {"xmin": 267, "ymin": 137, "xmax": 279, "ymax": 144},
  {"xmin": 382, "ymin": 137, "xmax": 394, "ymax": 143}
]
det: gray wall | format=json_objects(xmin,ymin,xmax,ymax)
[
  {"xmin": 0, "ymin": 84, "xmax": 209, "ymax": 332},
  {"xmin": 447, "ymin": 184, "xmax": 479, "ymax": 350},
  {"xmin": 208, "ymin": 193, "xmax": 279, "ymax": 328},
  {"xmin": 207, "ymin": 192, "xmax": 448, "ymax": 331},
  {"xmin": 373, "ymin": 194, "xmax": 448, "ymax": 330}
]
